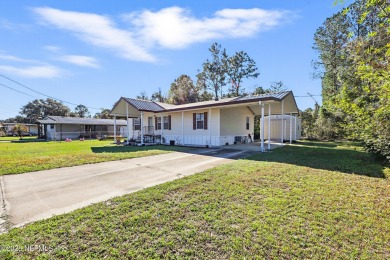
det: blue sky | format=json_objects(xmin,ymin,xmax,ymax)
[{"xmin": 0, "ymin": 0, "xmax": 353, "ymax": 120}]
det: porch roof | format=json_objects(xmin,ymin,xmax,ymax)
[{"xmin": 36, "ymin": 116, "xmax": 127, "ymax": 126}]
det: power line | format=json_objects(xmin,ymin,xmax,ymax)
[
  {"xmin": 0, "ymin": 74, "xmax": 101, "ymax": 110},
  {"xmin": 0, "ymin": 82, "xmax": 38, "ymax": 98},
  {"xmin": 295, "ymin": 94, "xmax": 321, "ymax": 97}
]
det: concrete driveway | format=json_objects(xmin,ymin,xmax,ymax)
[{"xmin": 0, "ymin": 148, "xmax": 254, "ymax": 232}]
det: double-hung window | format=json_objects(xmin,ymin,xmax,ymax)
[
  {"xmin": 196, "ymin": 113, "xmax": 204, "ymax": 129},
  {"xmin": 133, "ymin": 118, "xmax": 140, "ymax": 130},
  {"xmin": 193, "ymin": 112, "xmax": 208, "ymax": 130},
  {"xmin": 163, "ymin": 116, "xmax": 170, "ymax": 130}
]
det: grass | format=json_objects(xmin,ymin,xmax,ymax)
[
  {"xmin": 0, "ymin": 140, "xmax": 188, "ymax": 175},
  {"xmin": 0, "ymin": 141, "xmax": 389, "ymax": 259},
  {"xmin": 0, "ymin": 136, "xmax": 37, "ymax": 141}
]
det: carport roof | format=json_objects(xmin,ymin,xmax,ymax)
[{"xmin": 36, "ymin": 116, "xmax": 127, "ymax": 125}]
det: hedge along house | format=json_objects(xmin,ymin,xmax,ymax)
[
  {"xmin": 110, "ymin": 91, "xmax": 300, "ymax": 151},
  {"xmin": 36, "ymin": 116, "xmax": 127, "ymax": 141}
]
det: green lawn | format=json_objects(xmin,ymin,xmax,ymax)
[
  {"xmin": 0, "ymin": 140, "xmax": 187, "ymax": 175},
  {"xmin": 0, "ymin": 136, "xmax": 38, "ymax": 141},
  {"xmin": 0, "ymin": 141, "xmax": 389, "ymax": 258}
]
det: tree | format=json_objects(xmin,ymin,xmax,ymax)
[
  {"xmin": 12, "ymin": 124, "xmax": 28, "ymax": 139},
  {"xmin": 150, "ymin": 88, "xmax": 167, "ymax": 103},
  {"xmin": 227, "ymin": 51, "xmax": 260, "ymax": 96},
  {"xmin": 136, "ymin": 91, "xmax": 149, "ymax": 100},
  {"xmin": 312, "ymin": 0, "xmax": 390, "ymax": 161},
  {"xmin": 269, "ymin": 81, "xmax": 287, "ymax": 93},
  {"xmin": 167, "ymin": 75, "xmax": 203, "ymax": 105},
  {"xmin": 196, "ymin": 42, "xmax": 228, "ymax": 100},
  {"xmin": 74, "ymin": 104, "xmax": 90, "ymax": 118},
  {"xmin": 20, "ymin": 98, "xmax": 70, "ymax": 123},
  {"xmin": 94, "ymin": 109, "xmax": 112, "ymax": 119},
  {"xmin": 3, "ymin": 116, "xmax": 29, "ymax": 123}
]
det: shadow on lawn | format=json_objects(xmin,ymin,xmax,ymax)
[{"xmin": 247, "ymin": 142, "xmax": 387, "ymax": 179}]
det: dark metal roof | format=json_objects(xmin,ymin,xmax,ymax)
[
  {"xmin": 234, "ymin": 91, "xmax": 290, "ymax": 102},
  {"xmin": 123, "ymin": 97, "xmax": 165, "ymax": 112},
  {"xmin": 36, "ymin": 116, "xmax": 127, "ymax": 125},
  {"xmin": 163, "ymin": 91, "xmax": 293, "ymax": 112}
]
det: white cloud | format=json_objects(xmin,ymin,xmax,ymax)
[
  {"xmin": 0, "ymin": 65, "xmax": 62, "ymax": 78},
  {"xmin": 0, "ymin": 53, "xmax": 43, "ymax": 64},
  {"xmin": 57, "ymin": 55, "xmax": 100, "ymax": 68},
  {"xmin": 44, "ymin": 45, "xmax": 62, "ymax": 52},
  {"xmin": 125, "ymin": 7, "xmax": 291, "ymax": 49},
  {"xmin": 34, "ymin": 7, "xmax": 156, "ymax": 62},
  {"xmin": 33, "ymin": 6, "xmax": 293, "ymax": 62}
]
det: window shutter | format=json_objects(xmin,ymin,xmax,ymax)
[
  {"xmin": 155, "ymin": 117, "xmax": 158, "ymax": 130},
  {"xmin": 204, "ymin": 112, "xmax": 208, "ymax": 130},
  {"xmin": 168, "ymin": 115, "xmax": 171, "ymax": 130},
  {"xmin": 193, "ymin": 113, "xmax": 196, "ymax": 130}
]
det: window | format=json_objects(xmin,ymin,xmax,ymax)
[
  {"xmin": 196, "ymin": 113, "xmax": 204, "ymax": 129},
  {"xmin": 193, "ymin": 112, "xmax": 208, "ymax": 130},
  {"xmin": 156, "ymin": 117, "xmax": 162, "ymax": 130},
  {"xmin": 133, "ymin": 118, "xmax": 140, "ymax": 130},
  {"xmin": 163, "ymin": 116, "xmax": 169, "ymax": 130},
  {"xmin": 50, "ymin": 124, "xmax": 54, "ymax": 129},
  {"xmin": 246, "ymin": 117, "xmax": 250, "ymax": 130}
]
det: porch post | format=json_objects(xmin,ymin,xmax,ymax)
[
  {"xmin": 182, "ymin": 111, "xmax": 184, "ymax": 145},
  {"xmin": 268, "ymin": 103, "xmax": 271, "ymax": 150},
  {"xmin": 141, "ymin": 112, "xmax": 144, "ymax": 145},
  {"xmin": 126, "ymin": 103, "xmax": 129, "ymax": 145},
  {"xmin": 260, "ymin": 102, "xmax": 265, "ymax": 152},
  {"xmin": 161, "ymin": 114, "xmax": 163, "ymax": 144},
  {"xmin": 290, "ymin": 112, "xmax": 293, "ymax": 144},
  {"xmin": 209, "ymin": 108, "xmax": 211, "ymax": 146},
  {"xmin": 281, "ymin": 99, "xmax": 284, "ymax": 144},
  {"xmin": 113, "ymin": 115, "xmax": 117, "ymax": 143}
]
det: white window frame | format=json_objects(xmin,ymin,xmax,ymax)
[{"xmin": 196, "ymin": 113, "xmax": 204, "ymax": 130}]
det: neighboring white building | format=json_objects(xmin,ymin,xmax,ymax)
[
  {"xmin": 111, "ymin": 91, "xmax": 300, "ymax": 150},
  {"xmin": 36, "ymin": 116, "xmax": 127, "ymax": 141},
  {"xmin": 2, "ymin": 123, "xmax": 38, "ymax": 136}
]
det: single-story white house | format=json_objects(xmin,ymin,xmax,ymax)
[
  {"xmin": 110, "ymin": 91, "xmax": 300, "ymax": 151},
  {"xmin": 36, "ymin": 116, "xmax": 127, "ymax": 141},
  {"xmin": 2, "ymin": 123, "xmax": 38, "ymax": 136}
]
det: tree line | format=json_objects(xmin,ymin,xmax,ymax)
[
  {"xmin": 137, "ymin": 42, "xmax": 286, "ymax": 104},
  {"xmin": 2, "ymin": 99, "xmax": 112, "ymax": 124},
  {"xmin": 306, "ymin": 0, "xmax": 389, "ymax": 161}
]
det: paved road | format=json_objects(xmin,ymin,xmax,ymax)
[{"xmin": 0, "ymin": 148, "xmax": 253, "ymax": 232}]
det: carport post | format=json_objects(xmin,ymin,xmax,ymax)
[
  {"xmin": 260, "ymin": 102, "xmax": 265, "ymax": 152},
  {"xmin": 113, "ymin": 115, "xmax": 117, "ymax": 143},
  {"xmin": 126, "ymin": 103, "xmax": 129, "ymax": 145},
  {"xmin": 281, "ymin": 99, "xmax": 284, "ymax": 144},
  {"xmin": 295, "ymin": 115, "xmax": 297, "ymax": 140},
  {"xmin": 268, "ymin": 103, "xmax": 271, "ymax": 150},
  {"xmin": 290, "ymin": 112, "xmax": 293, "ymax": 144}
]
